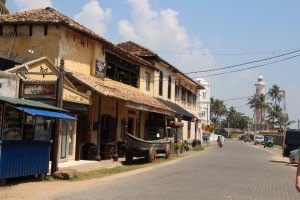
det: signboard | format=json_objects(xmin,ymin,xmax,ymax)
[
  {"xmin": 95, "ymin": 58, "xmax": 106, "ymax": 77},
  {"xmin": 21, "ymin": 82, "xmax": 56, "ymax": 98}
]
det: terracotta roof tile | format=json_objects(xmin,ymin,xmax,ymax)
[
  {"xmin": 65, "ymin": 68, "xmax": 175, "ymax": 115},
  {"xmin": 0, "ymin": 7, "xmax": 153, "ymax": 68}
]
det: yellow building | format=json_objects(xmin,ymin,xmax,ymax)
[
  {"xmin": 0, "ymin": 7, "xmax": 174, "ymax": 165},
  {"xmin": 118, "ymin": 41, "xmax": 204, "ymax": 143}
]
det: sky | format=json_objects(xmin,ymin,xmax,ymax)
[{"xmin": 6, "ymin": 0, "xmax": 300, "ymax": 129}]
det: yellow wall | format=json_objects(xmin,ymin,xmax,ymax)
[{"xmin": 0, "ymin": 25, "xmax": 59, "ymax": 64}]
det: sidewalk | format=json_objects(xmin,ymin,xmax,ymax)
[
  {"xmin": 52, "ymin": 150, "xmax": 198, "ymax": 173},
  {"xmin": 50, "ymin": 157, "xmax": 126, "ymax": 173}
]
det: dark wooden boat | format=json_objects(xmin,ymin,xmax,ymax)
[{"xmin": 125, "ymin": 132, "xmax": 171, "ymax": 163}]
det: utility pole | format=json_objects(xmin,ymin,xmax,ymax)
[
  {"xmin": 283, "ymin": 90, "xmax": 287, "ymax": 131},
  {"xmin": 51, "ymin": 59, "xmax": 65, "ymax": 175}
]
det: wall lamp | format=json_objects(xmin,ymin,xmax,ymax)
[{"xmin": 28, "ymin": 45, "xmax": 42, "ymax": 56}]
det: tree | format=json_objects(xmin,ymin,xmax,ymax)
[
  {"xmin": 247, "ymin": 94, "xmax": 270, "ymax": 133},
  {"xmin": 210, "ymin": 97, "xmax": 227, "ymax": 129},
  {"xmin": 0, "ymin": 0, "xmax": 9, "ymax": 14},
  {"xmin": 267, "ymin": 84, "xmax": 284, "ymax": 106},
  {"xmin": 227, "ymin": 106, "xmax": 239, "ymax": 128},
  {"xmin": 266, "ymin": 104, "xmax": 283, "ymax": 130}
]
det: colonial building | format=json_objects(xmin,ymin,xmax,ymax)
[
  {"xmin": 195, "ymin": 78, "xmax": 211, "ymax": 126},
  {"xmin": 0, "ymin": 7, "xmax": 175, "ymax": 165},
  {"xmin": 117, "ymin": 41, "xmax": 204, "ymax": 143}
]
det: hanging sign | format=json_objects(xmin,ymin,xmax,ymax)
[
  {"xmin": 95, "ymin": 58, "xmax": 106, "ymax": 77},
  {"xmin": 21, "ymin": 82, "xmax": 56, "ymax": 98}
]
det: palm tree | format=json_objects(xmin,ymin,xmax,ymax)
[
  {"xmin": 226, "ymin": 106, "xmax": 239, "ymax": 133},
  {"xmin": 266, "ymin": 104, "xmax": 283, "ymax": 130},
  {"xmin": 210, "ymin": 97, "xmax": 227, "ymax": 129},
  {"xmin": 0, "ymin": 0, "xmax": 9, "ymax": 14},
  {"xmin": 247, "ymin": 94, "xmax": 270, "ymax": 134},
  {"xmin": 268, "ymin": 84, "xmax": 284, "ymax": 106},
  {"xmin": 247, "ymin": 94, "xmax": 257, "ymax": 131}
]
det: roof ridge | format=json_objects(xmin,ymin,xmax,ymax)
[{"xmin": 118, "ymin": 41, "xmax": 157, "ymax": 56}]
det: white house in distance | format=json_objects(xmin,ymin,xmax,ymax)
[{"xmin": 195, "ymin": 78, "xmax": 211, "ymax": 126}]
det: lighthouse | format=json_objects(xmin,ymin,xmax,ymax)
[{"xmin": 255, "ymin": 75, "xmax": 266, "ymax": 133}]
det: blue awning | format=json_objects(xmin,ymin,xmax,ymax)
[{"xmin": 18, "ymin": 107, "xmax": 77, "ymax": 120}]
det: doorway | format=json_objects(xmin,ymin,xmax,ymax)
[{"xmin": 128, "ymin": 118, "xmax": 134, "ymax": 136}]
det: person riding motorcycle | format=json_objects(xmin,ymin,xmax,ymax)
[{"xmin": 217, "ymin": 135, "xmax": 225, "ymax": 148}]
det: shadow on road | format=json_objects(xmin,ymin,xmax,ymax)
[{"xmin": 269, "ymin": 160, "xmax": 298, "ymax": 167}]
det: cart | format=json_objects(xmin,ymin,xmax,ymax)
[{"xmin": 264, "ymin": 136, "xmax": 274, "ymax": 148}]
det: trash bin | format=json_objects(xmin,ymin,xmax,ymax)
[
  {"xmin": 82, "ymin": 143, "xmax": 97, "ymax": 160},
  {"xmin": 192, "ymin": 139, "xmax": 201, "ymax": 147}
]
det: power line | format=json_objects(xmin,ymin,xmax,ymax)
[
  {"xmin": 156, "ymin": 48, "xmax": 300, "ymax": 56},
  {"xmin": 223, "ymin": 96, "xmax": 251, "ymax": 101},
  {"xmin": 186, "ymin": 49, "xmax": 300, "ymax": 75},
  {"xmin": 199, "ymin": 54, "xmax": 300, "ymax": 78}
]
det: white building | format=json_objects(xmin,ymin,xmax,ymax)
[{"xmin": 195, "ymin": 78, "xmax": 211, "ymax": 125}]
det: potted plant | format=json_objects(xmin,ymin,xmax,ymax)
[{"xmin": 174, "ymin": 140, "xmax": 182, "ymax": 155}]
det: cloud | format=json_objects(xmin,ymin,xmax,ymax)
[
  {"xmin": 11, "ymin": 0, "xmax": 53, "ymax": 10},
  {"xmin": 118, "ymin": 0, "xmax": 216, "ymax": 72},
  {"xmin": 74, "ymin": 0, "xmax": 111, "ymax": 36}
]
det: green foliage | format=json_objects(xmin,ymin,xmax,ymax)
[{"xmin": 192, "ymin": 145, "xmax": 205, "ymax": 151}]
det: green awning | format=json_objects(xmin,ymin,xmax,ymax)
[{"xmin": 0, "ymin": 96, "xmax": 67, "ymax": 112}]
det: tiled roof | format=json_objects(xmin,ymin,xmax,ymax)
[
  {"xmin": 118, "ymin": 41, "xmax": 205, "ymax": 90},
  {"xmin": 117, "ymin": 41, "xmax": 157, "ymax": 57},
  {"xmin": 65, "ymin": 68, "xmax": 175, "ymax": 115},
  {"xmin": 0, "ymin": 7, "xmax": 153, "ymax": 68}
]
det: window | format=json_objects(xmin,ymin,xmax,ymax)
[
  {"xmin": 201, "ymin": 111, "xmax": 206, "ymax": 118},
  {"xmin": 2, "ymin": 105, "xmax": 22, "ymax": 140},
  {"xmin": 202, "ymin": 91, "xmax": 207, "ymax": 99},
  {"xmin": 44, "ymin": 25, "xmax": 48, "ymax": 36},
  {"xmin": 193, "ymin": 94, "xmax": 197, "ymax": 105},
  {"xmin": 105, "ymin": 53, "xmax": 139, "ymax": 88},
  {"xmin": 0, "ymin": 25, "xmax": 3, "ymax": 36},
  {"xmin": 145, "ymin": 71, "xmax": 150, "ymax": 91},
  {"xmin": 29, "ymin": 25, "xmax": 33, "ymax": 36},
  {"xmin": 159, "ymin": 71, "xmax": 163, "ymax": 96},
  {"xmin": 187, "ymin": 91, "xmax": 192, "ymax": 104},
  {"xmin": 181, "ymin": 88, "xmax": 186, "ymax": 102},
  {"xmin": 175, "ymin": 84, "xmax": 180, "ymax": 99},
  {"xmin": 14, "ymin": 25, "xmax": 18, "ymax": 36},
  {"xmin": 168, "ymin": 76, "xmax": 171, "ymax": 99}
]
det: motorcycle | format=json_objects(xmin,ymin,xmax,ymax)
[{"xmin": 218, "ymin": 141, "xmax": 223, "ymax": 148}]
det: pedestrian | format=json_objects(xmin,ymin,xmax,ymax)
[{"xmin": 296, "ymin": 148, "xmax": 300, "ymax": 192}]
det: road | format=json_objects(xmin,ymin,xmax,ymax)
[{"xmin": 1, "ymin": 140, "xmax": 300, "ymax": 200}]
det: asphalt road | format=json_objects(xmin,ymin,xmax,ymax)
[{"xmin": 50, "ymin": 140, "xmax": 300, "ymax": 200}]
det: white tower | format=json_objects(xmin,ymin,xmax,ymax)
[{"xmin": 255, "ymin": 75, "xmax": 266, "ymax": 132}]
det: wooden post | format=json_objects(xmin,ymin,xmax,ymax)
[
  {"xmin": 95, "ymin": 95, "xmax": 102, "ymax": 161},
  {"xmin": 113, "ymin": 101, "xmax": 119, "ymax": 161},
  {"xmin": 51, "ymin": 59, "xmax": 64, "ymax": 175}
]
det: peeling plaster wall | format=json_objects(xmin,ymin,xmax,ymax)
[{"xmin": 0, "ymin": 71, "xmax": 18, "ymax": 97}]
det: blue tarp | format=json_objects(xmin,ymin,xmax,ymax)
[{"xmin": 17, "ymin": 107, "xmax": 77, "ymax": 120}]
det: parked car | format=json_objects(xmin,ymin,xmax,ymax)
[
  {"xmin": 244, "ymin": 135, "xmax": 252, "ymax": 142},
  {"xmin": 282, "ymin": 130, "xmax": 300, "ymax": 157},
  {"xmin": 289, "ymin": 149, "xmax": 299, "ymax": 164},
  {"xmin": 254, "ymin": 135, "xmax": 264, "ymax": 145}
]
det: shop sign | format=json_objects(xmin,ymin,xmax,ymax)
[
  {"xmin": 95, "ymin": 58, "xmax": 106, "ymax": 77},
  {"xmin": 21, "ymin": 82, "xmax": 56, "ymax": 98},
  {"xmin": 168, "ymin": 121, "xmax": 184, "ymax": 128}
]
